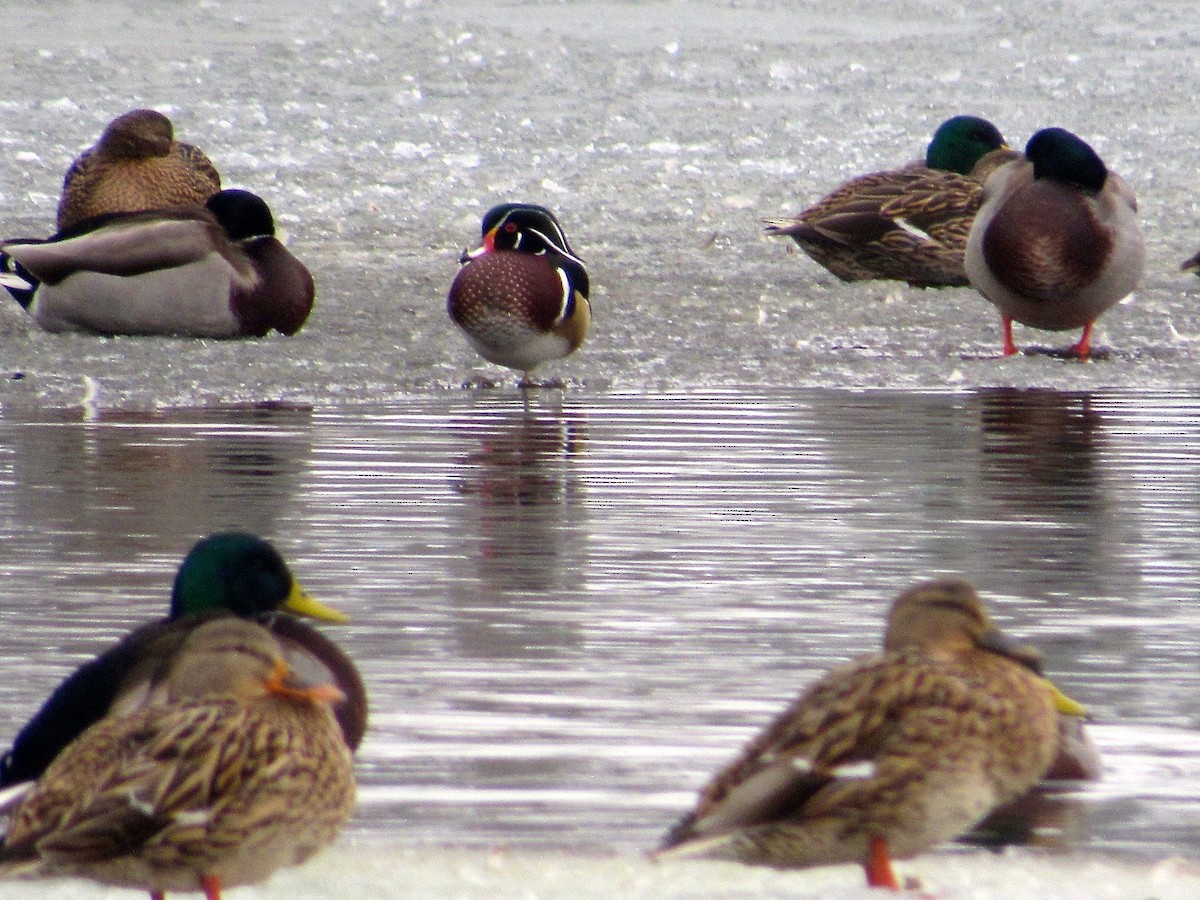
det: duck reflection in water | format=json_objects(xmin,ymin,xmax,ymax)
[
  {"xmin": 970, "ymin": 388, "xmax": 1109, "ymax": 848},
  {"xmin": 0, "ymin": 404, "xmax": 313, "ymax": 562},
  {"xmin": 450, "ymin": 402, "xmax": 588, "ymax": 658},
  {"xmin": 980, "ymin": 388, "xmax": 1101, "ymax": 514}
]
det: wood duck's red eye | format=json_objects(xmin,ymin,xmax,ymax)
[{"xmin": 504, "ymin": 222, "xmax": 518, "ymax": 232}]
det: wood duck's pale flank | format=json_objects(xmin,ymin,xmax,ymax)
[
  {"xmin": 764, "ymin": 115, "xmax": 1012, "ymax": 288},
  {"xmin": 57, "ymin": 108, "xmax": 222, "ymax": 231},
  {"xmin": 964, "ymin": 126, "xmax": 1145, "ymax": 359}
]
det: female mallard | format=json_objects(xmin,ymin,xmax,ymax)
[
  {"xmin": 964, "ymin": 127, "xmax": 1145, "ymax": 359},
  {"xmin": 448, "ymin": 202, "xmax": 591, "ymax": 384},
  {"xmin": 0, "ymin": 617, "xmax": 356, "ymax": 900},
  {"xmin": 1, "ymin": 189, "xmax": 314, "ymax": 337},
  {"xmin": 0, "ymin": 531, "xmax": 366, "ymax": 789},
  {"xmin": 657, "ymin": 579, "xmax": 1077, "ymax": 889},
  {"xmin": 763, "ymin": 115, "xmax": 1014, "ymax": 287},
  {"xmin": 57, "ymin": 108, "xmax": 222, "ymax": 231}
]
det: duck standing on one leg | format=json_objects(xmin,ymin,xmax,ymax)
[
  {"xmin": 656, "ymin": 578, "xmax": 1084, "ymax": 890},
  {"xmin": 448, "ymin": 202, "xmax": 590, "ymax": 387},
  {"xmin": 964, "ymin": 127, "xmax": 1145, "ymax": 359}
]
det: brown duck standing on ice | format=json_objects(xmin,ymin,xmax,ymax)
[{"xmin": 964, "ymin": 126, "xmax": 1145, "ymax": 359}]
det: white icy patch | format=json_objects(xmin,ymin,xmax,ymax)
[{"xmin": 1, "ymin": 847, "xmax": 1196, "ymax": 899}]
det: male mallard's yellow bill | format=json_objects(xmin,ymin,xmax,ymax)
[
  {"xmin": 1046, "ymin": 680, "xmax": 1088, "ymax": 717},
  {"xmin": 283, "ymin": 582, "xmax": 349, "ymax": 624}
]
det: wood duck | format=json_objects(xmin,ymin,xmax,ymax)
[{"xmin": 448, "ymin": 202, "xmax": 591, "ymax": 384}]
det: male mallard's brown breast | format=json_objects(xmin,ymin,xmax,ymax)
[{"xmin": 981, "ymin": 181, "xmax": 1112, "ymax": 307}]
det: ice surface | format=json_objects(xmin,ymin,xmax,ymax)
[
  {"xmin": 1, "ymin": 848, "xmax": 1199, "ymax": 900},
  {"xmin": 0, "ymin": 1, "xmax": 1199, "ymax": 407}
]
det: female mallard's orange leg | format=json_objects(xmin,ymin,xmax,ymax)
[
  {"xmin": 151, "ymin": 893, "xmax": 165, "ymax": 900},
  {"xmin": 865, "ymin": 834, "xmax": 900, "ymax": 891},
  {"xmin": 1069, "ymin": 323, "xmax": 1094, "ymax": 360},
  {"xmin": 202, "ymin": 874, "xmax": 223, "ymax": 900},
  {"xmin": 1001, "ymin": 316, "xmax": 1019, "ymax": 356}
]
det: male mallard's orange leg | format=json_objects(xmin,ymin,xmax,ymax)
[
  {"xmin": 1069, "ymin": 323, "xmax": 1094, "ymax": 360},
  {"xmin": 1001, "ymin": 316, "xmax": 1019, "ymax": 356},
  {"xmin": 201, "ymin": 874, "xmax": 223, "ymax": 900},
  {"xmin": 864, "ymin": 834, "xmax": 900, "ymax": 891}
]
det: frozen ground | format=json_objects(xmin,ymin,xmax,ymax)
[
  {"xmin": 1, "ymin": 849, "xmax": 1199, "ymax": 900},
  {"xmin": 1, "ymin": 0, "xmax": 1200, "ymax": 407}
]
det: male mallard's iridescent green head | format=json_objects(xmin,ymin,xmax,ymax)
[
  {"xmin": 925, "ymin": 115, "xmax": 1007, "ymax": 175},
  {"xmin": 206, "ymin": 189, "xmax": 277, "ymax": 242},
  {"xmin": 170, "ymin": 532, "xmax": 347, "ymax": 623},
  {"xmin": 1025, "ymin": 127, "xmax": 1108, "ymax": 193}
]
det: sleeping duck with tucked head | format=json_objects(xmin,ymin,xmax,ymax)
[{"xmin": 0, "ymin": 189, "xmax": 314, "ymax": 338}]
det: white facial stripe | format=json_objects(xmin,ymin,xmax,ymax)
[
  {"xmin": 529, "ymin": 227, "xmax": 584, "ymax": 265},
  {"xmin": 556, "ymin": 267, "xmax": 572, "ymax": 321}
]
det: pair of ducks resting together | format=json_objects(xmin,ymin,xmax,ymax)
[
  {"xmin": 0, "ymin": 109, "xmax": 314, "ymax": 338},
  {"xmin": 0, "ymin": 532, "xmax": 1094, "ymax": 896},
  {"xmin": 766, "ymin": 114, "xmax": 1150, "ymax": 360}
]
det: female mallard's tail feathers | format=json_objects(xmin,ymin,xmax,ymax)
[
  {"xmin": 762, "ymin": 214, "xmax": 894, "ymax": 247},
  {"xmin": 653, "ymin": 830, "xmax": 743, "ymax": 862},
  {"xmin": 0, "ymin": 248, "xmax": 37, "ymax": 309}
]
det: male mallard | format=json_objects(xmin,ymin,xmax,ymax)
[
  {"xmin": 0, "ymin": 532, "xmax": 366, "ymax": 789},
  {"xmin": 448, "ymin": 202, "xmax": 591, "ymax": 384},
  {"xmin": 964, "ymin": 127, "xmax": 1145, "ymax": 359},
  {"xmin": 57, "ymin": 108, "xmax": 222, "ymax": 231},
  {"xmin": 657, "ymin": 579, "xmax": 1074, "ymax": 889},
  {"xmin": 763, "ymin": 115, "xmax": 1014, "ymax": 287},
  {"xmin": 0, "ymin": 617, "xmax": 356, "ymax": 900},
  {"xmin": 1, "ymin": 189, "xmax": 314, "ymax": 337}
]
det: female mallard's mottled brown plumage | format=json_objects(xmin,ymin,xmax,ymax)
[
  {"xmin": 57, "ymin": 109, "xmax": 222, "ymax": 231},
  {"xmin": 0, "ymin": 617, "xmax": 356, "ymax": 900},
  {"xmin": 763, "ymin": 115, "xmax": 1014, "ymax": 288},
  {"xmin": 965, "ymin": 127, "xmax": 1144, "ymax": 359},
  {"xmin": 657, "ymin": 579, "xmax": 1069, "ymax": 889}
]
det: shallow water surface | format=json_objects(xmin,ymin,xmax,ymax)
[{"xmin": 1, "ymin": 389, "xmax": 1199, "ymax": 861}]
